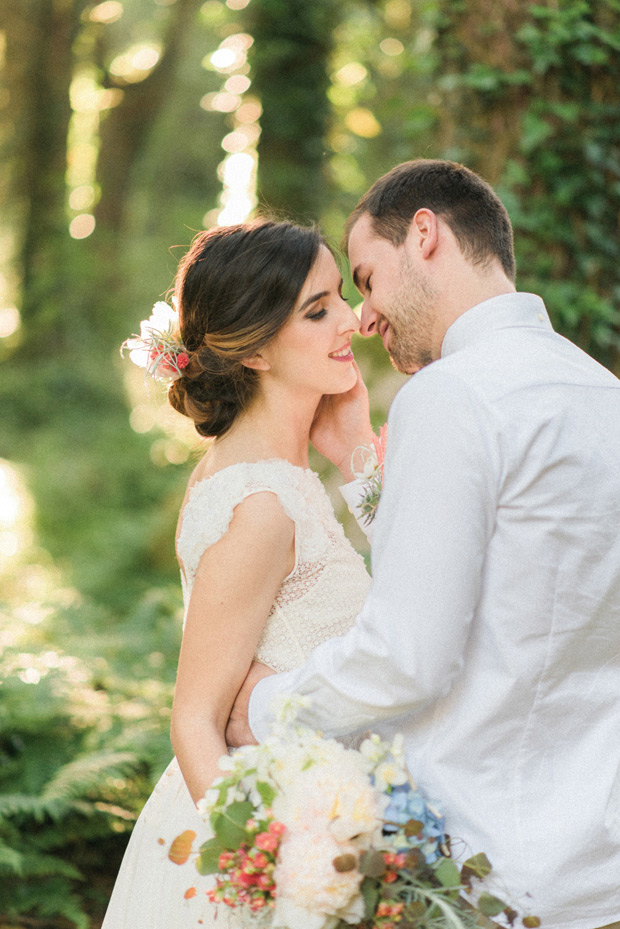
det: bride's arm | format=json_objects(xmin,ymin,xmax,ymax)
[{"xmin": 170, "ymin": 491, "xmax": 294, "ymax": 806}]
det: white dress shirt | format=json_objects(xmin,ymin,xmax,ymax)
[{"xmin": 249, "ymin": 292, "xmax": 620, "ymax": 928}]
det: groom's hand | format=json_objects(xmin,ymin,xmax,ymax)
[
  {"xmin": 226, "ymin": 661, "xmax": 274, "ymax": 747},
  {"xmin": 311, "ymin": 362, "xmax": 375, "ymax": 481}
]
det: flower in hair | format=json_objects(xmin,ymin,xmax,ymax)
[{"xmin": 122, "ymin": 301, "xmax": 189, "ymax": 382}]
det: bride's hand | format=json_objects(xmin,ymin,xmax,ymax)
[
  {"xmin": 226, "ymin": 661, "xmax": 274, "ymax": 747},
  {"xmin": 310, "ymin": 362, "xmax": 376, "ymax": 481}
]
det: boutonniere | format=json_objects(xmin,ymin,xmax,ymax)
[{"xmin": 351, "ymin": 424, "xmax": 387, "ymax": 525}]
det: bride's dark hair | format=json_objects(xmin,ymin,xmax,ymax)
[{"xmin": 169, "ymin": 220, "xmax": 324, "ymax": 438}]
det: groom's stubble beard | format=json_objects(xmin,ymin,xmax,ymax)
[{"xmin": 385, "ymin": 254, "xmax": 437, "ymax": 375}]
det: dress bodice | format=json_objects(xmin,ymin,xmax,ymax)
[{"xmin": 176, "ymin": 459, "xmax": 371, "ymax": 672}]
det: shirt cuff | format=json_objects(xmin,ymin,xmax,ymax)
[
  {"xmin": 248, "ymin": 669, "xmax": 300, "ymax": 741},
  {"xmin": 339, "ymin": 479, "xmax": 373, "ymax": 540}
]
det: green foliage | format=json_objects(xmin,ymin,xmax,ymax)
[
  {"xmin": 0, "ymin": 576, "xmax": 182, "ymax": 926},
  {"xmin": 431, "ymin": 0, "xmax": 620, "ymax": 370}
]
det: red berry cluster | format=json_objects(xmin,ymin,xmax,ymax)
[
  {"xmin": 150, "ymin": 347, "xmax": 189, "ymax": 375},
  {"xmin": 206, "ymin": 817, "xmax": 286, "ymax": 914},
  {"xmin": 374, "ymin": 852, "xmax": 407, "ymax": 929}
]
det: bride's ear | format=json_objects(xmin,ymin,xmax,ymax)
[{"xmin": 240, "ymin": 353, "xmax": 270, "ymax": 372}]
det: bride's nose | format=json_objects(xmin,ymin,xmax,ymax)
[{"xmin": 338, "ymin": 300, "xmax": 361, "ymax": 335}]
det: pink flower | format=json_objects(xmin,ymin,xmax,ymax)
[
  {"xmin": 218, "ymin": 851, "xmax": 236, "ymax": 869},
  {"xmin": 373, "ymin": 423, "xmax": 388, "ymax": 477},
  {"xmin": 255, "ymin": 832, "xmax": 279, "ymax": 852},
  {"xmin": 268, "ymin": 820, "xmax": 286, "ymax": 836},
  {"xmin": 176, "ymin": 352, "xmax": 189, "ymax": 369}
]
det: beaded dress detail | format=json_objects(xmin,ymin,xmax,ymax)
[{"xmin": 102, "ymin": 460, "xmax": 370, "ymax": 929}]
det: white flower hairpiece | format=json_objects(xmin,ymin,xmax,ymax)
[{"xmin": 121, "ymin": 301, "xmax": 189, "ymax": 382}]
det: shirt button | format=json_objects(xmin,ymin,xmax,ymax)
[{"xmin": 538, "ymin": 313, "xmax": 544, "ymax": 322}]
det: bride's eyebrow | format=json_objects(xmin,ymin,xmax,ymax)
[{"xmin": 298, "ymin": 291, "xmax": 328, "ymax": 312}]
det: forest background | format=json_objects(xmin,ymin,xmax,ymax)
[{"xmin": 1, "ymin": 0, "xmax": 619, "ymax": 926}]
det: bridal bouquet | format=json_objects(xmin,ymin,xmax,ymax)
[{"xmin": 173, "ymin": 696, "xmax": 539, "ymax": 929}]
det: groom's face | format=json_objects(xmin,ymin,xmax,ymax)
[{"xmin": 348, "ymin": 213, "xmax": 437, "ymax": 374}]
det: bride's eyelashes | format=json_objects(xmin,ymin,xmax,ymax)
[{"xmin": 305, "ymin": 282, "xmax": 349, "ymax": 320}]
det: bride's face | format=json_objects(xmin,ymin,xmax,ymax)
[{"xmin": 258, "ymin": 246, "xmax": 360, "ymax": 397}]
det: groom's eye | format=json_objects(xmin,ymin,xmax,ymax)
[{"xmin": 365, "ymin": 275, "xmax": 372, "ymax": 293}]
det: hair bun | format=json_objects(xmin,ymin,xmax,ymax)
[{"xmin": 168, "ymin": 345, "xmax": 254, "ymax": 438}]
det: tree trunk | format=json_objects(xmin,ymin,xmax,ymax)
[
  {"xmin": 246, "ymin": 0, "xmax": 341, "ymax": 221},
  {"xmin": 95, "ymin": 0, "xmax": 204, "ymax": 237},
  {"xmin": 2, "ymin": 0, "xmax": 86, "ymax": 349}
]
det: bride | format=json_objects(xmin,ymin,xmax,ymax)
[{"xmin": 102, "ymin": 220, "xmax": 376, "ymax": 927}]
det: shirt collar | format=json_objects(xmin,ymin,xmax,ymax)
[{"xmin": 441, "ymin": 292, "xmax": 553, "ymax": 359}]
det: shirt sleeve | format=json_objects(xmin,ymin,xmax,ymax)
[{"xmin": 249, "ymin": 368, "xmax": 501, "ymax": 741}]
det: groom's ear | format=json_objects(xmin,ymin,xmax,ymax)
[
  {"xmin": 410, "ymin": 208, "xmax": 439, "ymax": 259},
  {"xmin": 241, "ymin": 353, "xmax": 271, "ymax": 372}
]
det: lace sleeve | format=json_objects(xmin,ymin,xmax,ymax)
[{"xmin": 176, "ymin": 460, "xmax": 330, "ymax": 583}]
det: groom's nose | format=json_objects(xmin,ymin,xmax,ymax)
[{"xmin": 359, "ymin": 301, "xmax": 379, "ymax": 337}]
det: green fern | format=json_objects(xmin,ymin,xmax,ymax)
[
  {"xmin": 0, "ymin": 841, "xmax": 23, "ymax": 874},
  {"xmin": 42, "ymin": 750, "xmax": 141, "ymax": 802}
]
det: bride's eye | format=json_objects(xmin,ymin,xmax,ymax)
[{"xmin": 307, "ymin": 308, "xmax": 327, "ymax": 320}]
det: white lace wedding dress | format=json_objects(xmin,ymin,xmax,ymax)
[{"xmin": 101, "ymin": 459, "xmax": 371, "ymax": 928}]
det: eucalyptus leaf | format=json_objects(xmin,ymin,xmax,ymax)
[
  {"xmin": 461, "ymin": 851, "xmax": 492, "ymax": 886},
  {"xmin": 197, "ymin": 838, "xmax": 223, "ymax": 875},
  {"xmin": 256, "ymin": 780, "xmax": 276, "ymax": 806},
  {"xmin": 404, "ymin": 818, "xmax": 424, "ymax": 837},
  {"xmin": 213, "ymin": 800, "xmax": 254, "ymax": 850},
  {"xmin": 478, "ymin": 892, "xmax": 507, "ymax": 917},
  {"xmin": 361, "ymin": 877, "xmax": 380, "ymax": 918},
  {"xmin": 433, "ymin": 857, "xmax": 461, "ymax": 888},
  {"xmin": 359, "ymin": 849, "xmax": 386, "ymax": 878}
]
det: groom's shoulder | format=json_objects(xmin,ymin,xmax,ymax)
[
  {"xmin": 392, "ymin": 362, "xmax": 496, "ymax": 423},
  {"xmin": 397, "ymin": 355, "xmax": 494, "ymax": 400}
]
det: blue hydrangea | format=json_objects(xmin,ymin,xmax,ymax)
[{"xmin": 382, "ymin": 783, "xmax": 446, "ymax": 864}]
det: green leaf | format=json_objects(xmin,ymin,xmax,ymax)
[
  {"xmin": 197, "ymin": 838, "xmax": 223, "ymax": 875},
  {"xmin": 359, "ymin": 849, "xmax": 386, "ymax": 878},
  {"xmin": 256, "ymin": 780, "xmax": 276, "ymax": 806},
  {"xmin": 461, "ymin": 851, "xmax": 492, "ymax": 886},
  {"xmin": 433, "ymin": 857, "xmax": 461, "ymax": 888},
  {"xmin": 478, "ymin": 893, "xmax": 508, "ymax": 917},
  {"xmin": 213, "ymin": 800, "xmax": 254, "ymax": 850},
  {"xmin": 403, "ymin": 900, "xmax": 427, "ymax": 922},
  {"xmin": 361, "ymin": 877, "xmax": 380, "ymax": 918},
  {"xmin": 404, "ymin": 818, "xmax": 424, "ymax": 837}
]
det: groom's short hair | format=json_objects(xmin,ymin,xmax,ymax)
[{"xmin": 345, "ymin": 159, "xmax": 516, "ymax": 281}]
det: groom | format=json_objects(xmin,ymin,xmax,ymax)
[{"xmin": 227, "ymin": 160, "xmax": 620, "ymax": 928}]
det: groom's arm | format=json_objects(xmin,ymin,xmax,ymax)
[{"xmin": 243, "ymin": 369, "xmax": 501, "ymax": 743}]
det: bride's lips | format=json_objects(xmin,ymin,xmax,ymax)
[{"xmin": 328, "ymin": 344, "xmax": 354, "ymax": 362}]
